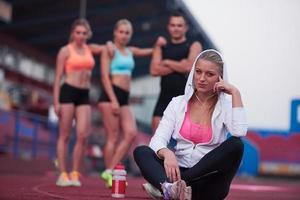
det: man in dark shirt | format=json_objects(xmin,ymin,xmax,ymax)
[{"xmin": 151, "ymin": 11, "xmax": 202, "ymax": 133}]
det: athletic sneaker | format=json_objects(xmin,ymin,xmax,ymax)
[
  {"xmin": 101, "ymin": 170, "xmax": 113, "ymax": 188},
  {"xmin": 69, "ymin": 171, "xmax": 81, "ymax": 187},
  {"xmin": 162, "ymin": 180, "xmax": 192, "ymax": 200},
  {"xmin": 142, "ymin": 183, "xmax": 163, "ymax": 199},
  {"xmin": 56, "ymin": 172, "xmax": 72, "ymax": 187}
]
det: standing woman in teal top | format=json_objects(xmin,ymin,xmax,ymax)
[{"xmin": 98, "ymin": 19, "xmax": 157, "ymax": 187}]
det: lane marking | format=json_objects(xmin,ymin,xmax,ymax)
[
  {"xmin": 231, "ymin": 184, "xmax": 288, "ymax": 192},
  {"xmin": 32, "ymin": 183, "xmax": 72, "ymax": 200}
]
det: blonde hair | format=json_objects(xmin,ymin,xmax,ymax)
[
  {"xmin": 114, "ymin": 18, "xmax": 133, "ymax": 33},
  {"xmin": 69, "ymin": 18, "xmax": 92, "ymax": 41}
]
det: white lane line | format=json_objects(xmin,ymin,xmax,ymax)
[
  {"xmin": 32, "ymin": 183, "xmax": 72, "ymax": 200},
  {"xmin": 231, "ymin": 184, "xmax": 288, "ymax": 192}
]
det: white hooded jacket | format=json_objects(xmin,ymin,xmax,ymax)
[{"xmin": 149, "ymin": 50, "xmax": 248, "ymax": 168}]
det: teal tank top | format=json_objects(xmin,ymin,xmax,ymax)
[{"xmin": 110, "ymin": 48, "xmax": 135, "ymax": 75}]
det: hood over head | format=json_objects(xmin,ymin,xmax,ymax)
[{"xmin": 184, "ymin": 49, "xmax": 228, "ymax": 98}]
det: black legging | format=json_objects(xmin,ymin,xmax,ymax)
[{"xmin": 134, "ymin": 136, "xmax": 244, "ymax": 200}]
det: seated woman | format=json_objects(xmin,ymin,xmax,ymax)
[{"xmin": 134, "ymin": 49, "xmax": 247, "ymax": 200}]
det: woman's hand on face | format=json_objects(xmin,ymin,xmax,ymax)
[
  {"xmin": 111, "ymin": 101, "xmax": 120, "ymax": 115},
  {"xmin": 164, "ymin": 150, "xmax": 181, "ymax": 183},
  {"xmin": 214, "ymin": 76, "xmax": 238, "ymax": 95}
]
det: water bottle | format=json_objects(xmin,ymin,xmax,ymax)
[{"xmin": 111, "ymin": 163, "xmax": 127, "ymax": 198}]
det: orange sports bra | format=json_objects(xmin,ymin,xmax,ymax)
[{"xmin": 65, "ymin": 44, "xmax": 95, "ymax": 73}]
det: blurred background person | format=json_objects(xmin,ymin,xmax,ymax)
[
  {"xmin": 53, "ymin": 18, "xmax": 108, "ymax": 187},
  {"xmin": 98, "ymin": 19, "xmax": 156, "ymax": 187},
  {"xmin": 150, "ymin": 11, "xmax": 202, "ymax": 133}
]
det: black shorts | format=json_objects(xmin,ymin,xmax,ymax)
[
  {"xmin": 153, "ymin": 92, "xmax": 174, "ymax": 117},
  {"xmin": 98, "ymin": 85, "xmax": 129, "ymax": 106},
  {"xmin": 59, "ymin": 83, "xmax": 90, "ymax": 106}
]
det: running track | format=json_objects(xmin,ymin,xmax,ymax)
[{"xmin": 0, "ymin": 157, "xmax": 300, "ymax": 200}]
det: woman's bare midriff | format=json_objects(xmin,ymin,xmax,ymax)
[
  {"xmin": 65, "ymin": 70, "xmax": 92, "ymax": 89},
  {"xmin": 111, "ymin": 74, "xmax": 131, "ymax": 91}
]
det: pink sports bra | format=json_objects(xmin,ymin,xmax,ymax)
[{"xmin": 179, "ymin": 103, "xmax": 213, "ymax": 144}]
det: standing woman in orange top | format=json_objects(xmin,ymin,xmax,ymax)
[
  {"xmin": 53, "ymin": 18, "xmax": 107, "ymax": 187},
  {"xmin": 98, "ymin": 19, "xmax": 157, "ymax": 187}
]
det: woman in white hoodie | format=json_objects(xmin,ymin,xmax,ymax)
[{"xmin": 134, "ymin": 49, "xmax": 247, "ymax": 200}]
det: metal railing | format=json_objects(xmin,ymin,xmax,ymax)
[{"xmin": 0, "ymin": 108, "xmax": 58, "ymax": 159}]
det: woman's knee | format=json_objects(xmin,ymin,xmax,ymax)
[
  {"xmin": 59, "ymin": 126, "xmax": 71, "ymax": 138},
  {"xmin": 133, "ymin": 145, "xmax": 152, "ymax": 161},
  {"xmin": 125, "ymin": 130, "xmax": 137, "ymax": 142},
  {"xmin": 76, "ymin": 133, "xmax": 88, "ymax": 144},
  {"xmin": 227, "ymin": 136, "xmax": 244, "ymax": 161},
  {"xmin": 106, "ymin": 126, "xmax": 119, "ymax": 136},
  {"xmin": 58, "ymin": 133, "xmax": 70, "ymax": 143},
  {"xmin": 106, "ymin": 137, "xmax": 117, "ymax": 146},
  {"xmin": 228, "ymin": 136, "xmax": 244, "ymax": 151}
]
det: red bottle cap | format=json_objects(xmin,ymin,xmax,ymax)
[{"xmin": 114, "ymin": 163, "xmax": 125, "ymax": 170}]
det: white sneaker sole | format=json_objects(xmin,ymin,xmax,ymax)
[
  {"xmin": 70, "ymin": 180, "xmax": 81, "ymax": 187},
  {"xmin": 56, "ymin": 181, "xmax": 72, "ymax": 187},
  {"xmin": 142, "ymin": 183, "xmax": 162, "ymax": 199}
]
